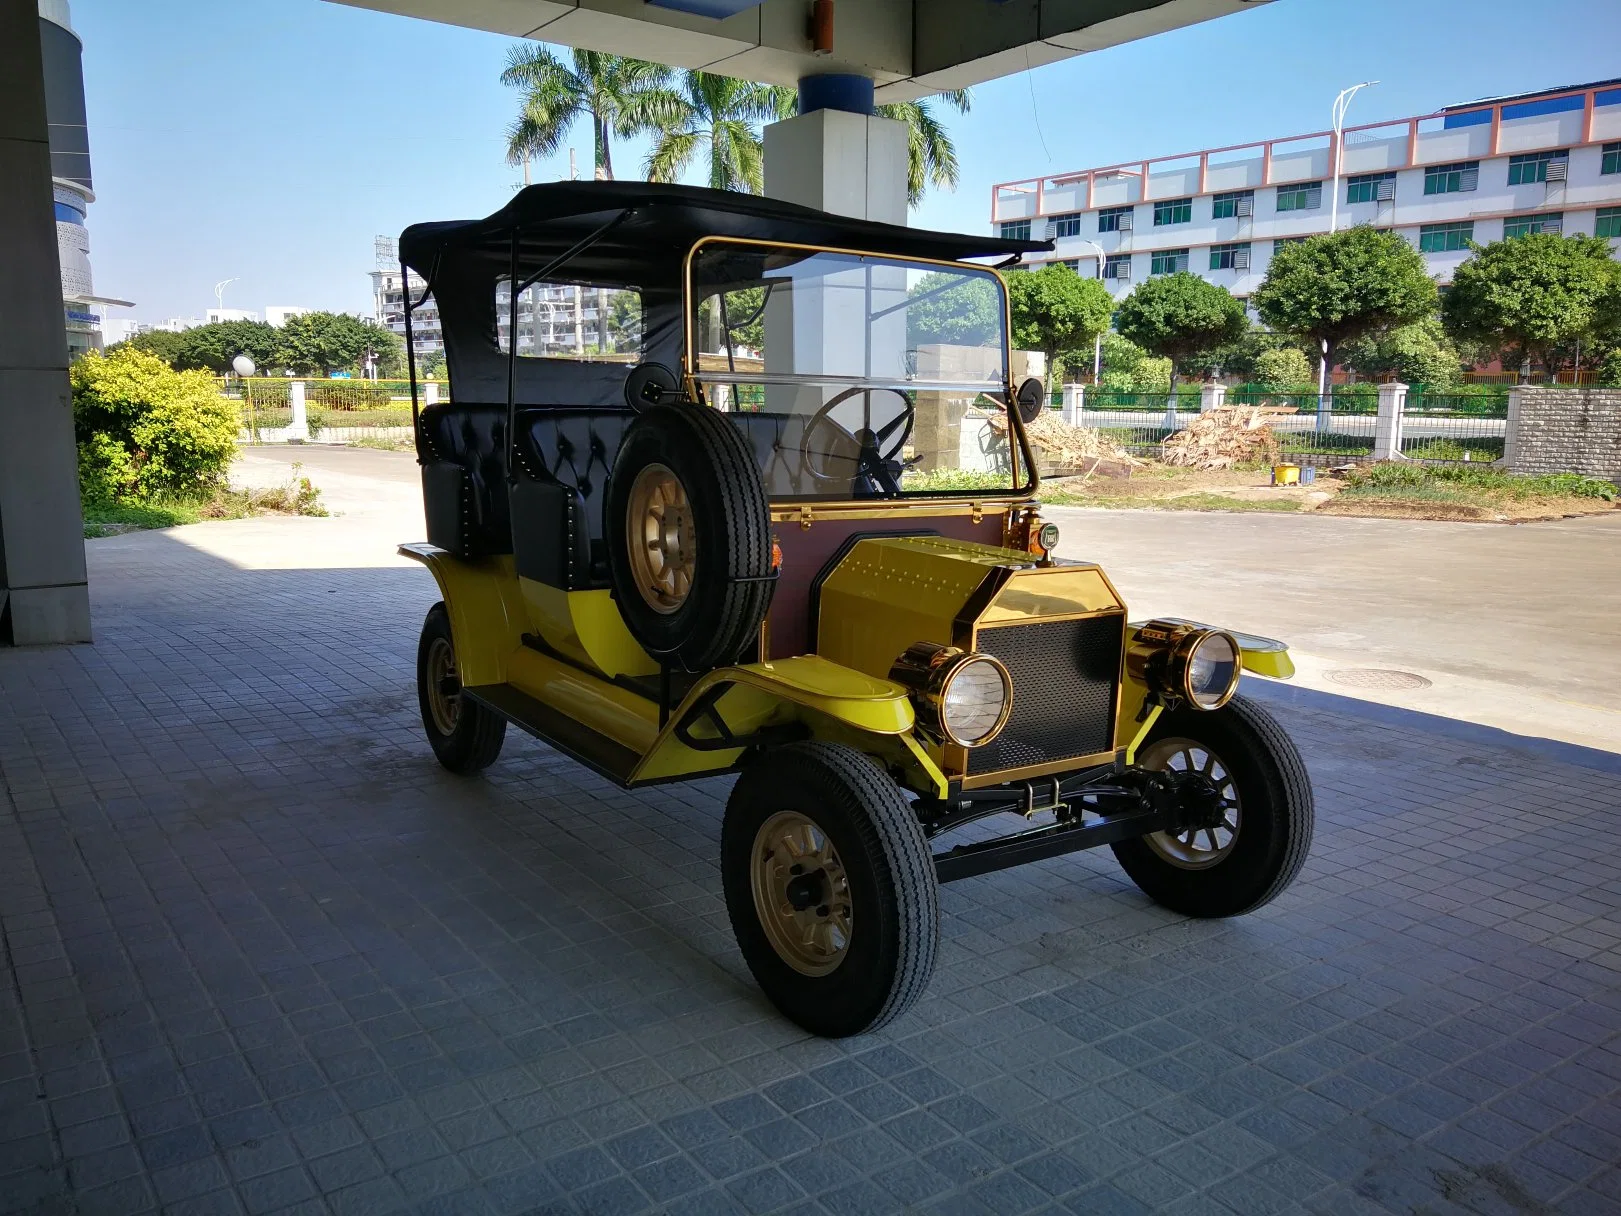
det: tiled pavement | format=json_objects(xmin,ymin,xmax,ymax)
[{"xmin": 1, "ymin": 525, "xmax": 1619, "ymax": 1216}]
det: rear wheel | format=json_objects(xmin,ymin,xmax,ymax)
[
  {"xmin": 722, "ymin": 743, "xmax": 938, "ymax": 1037},
  {"xmin": 416, "ymin": 603, "xmax": 505, "ymax": 774},
  {"xmin": 1111, "ymin": 695, "xmax": 1312, "ymax": 917}
]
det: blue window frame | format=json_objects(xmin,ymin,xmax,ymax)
[
  {"xmin": 1596, "ymin": 207, "xmax": 1621, "ymax": 239},
  {"xmin": 1419, "ymin": 221, "xmax": 1473, "ymax": 252},
  {"xmin": 54, "ymin": 201, "xmax": 85, "ymax": 225},
  {"xmin": 1000, "ymin": 219, "xmax": 1031, "ymax": 240},
  {"xmin": 1275, "ymin": 182, "xmax": 1322, "ymax": 212},
  {"xmin": 1211, "ymin": 190, "xmax": 1253, "ymax": 219},
  {"xmin": 1153, "ymin": 198, "xmax": 1192, "ymax": 226},
  {"xmin": 1424, "ymin": 161, "xmax": 1478, "ymax": 195},
  {"xmin": 1149, "ymin": 249, "xmax": 1189, "ymax": 275},
  {"xmin": 1098, "ymin": 205, "xmax": 1134, "ymax": 233},
  {"xmin": 1049, "ymin": 214, "xmax": 1082, "ymax": 238},
  {"xmin": 1507, "ymin": 151, "xmax": 1568, "ymax": 185},
  {"xmin": 1345, "ymin": 173, "xmax": 1396, "ymax": 204},
  {"xmin": 1502, "ymin": 213, "xmax": 1562, "ymax": 238},
  {"xmin": 1601, "ymin": 143, "xmax": 1621, "ymax": 175}
]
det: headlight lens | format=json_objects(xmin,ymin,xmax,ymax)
[
  {"xmin": 1185, "ymin": 631, "xmax": 1240, "ymax": 709},
  {"xmin": 889, "ymin": 643, "xmax": 1014, "ymax": 747}
]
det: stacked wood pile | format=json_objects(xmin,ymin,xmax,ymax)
[
  {"xmin": 1161, "ymin": 404, "xmax": 1293, "ymax": 469},
  {"xmin": 991, "ymin": 410, "xmax": 1142, "ymax": 471}
]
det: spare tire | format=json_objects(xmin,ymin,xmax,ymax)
[{"xmin": 606, "ymin": 404, "xmax": 774, "ymax": 670}]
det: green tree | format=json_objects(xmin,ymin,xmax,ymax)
[
  {"xmin": 1440, "ymin": 232, "xmax": 1620, "ymax": 382},
  {"xmin": 907, "ymin": 271, "xmax": 1002, "ymax": 349},
  {"xmin": 1006, "ymin": 263, "xmax": 1115, "ymax": 391},
  {"xmin": 276, "ymin": 312, "xmax": 399, "ymax": 377},
  {"xmin": 109, "ymin": 328, "xmax": 190, "ymax": 366},
  {"xmin": 876, "ymin": 92, "xmax": 971, "ymax": 208},
  {"xmin": 500, "ymin": 46, "xmax": 676, "ymax": 180},
  {"xmin": 1251, "ymin": 347, "xmax": 1315, "ymax": 391},
  {"xmin": 645, "ymin": 71, "xmax": 792, "ymax": 192},
  {"xmin": 178, "ymin": 320, "xmax": 283, "ymax": 374},
  {"xmin": 1339, "ymin": 317, "xmax": 1461, "ymax": 387},
  {"xmin": 1113, "ymin": 272, "xmax": 1248, "ymax": 388},
  {"xmin": 71, "ymin": 347, "xmax": 239, "ymax": 503},
  {"xmin": 1253, "ymin": 225, "xmax": 1438, "ymax": 405}
]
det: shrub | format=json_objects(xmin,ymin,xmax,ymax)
[
  {"xmin": 1597, "ymin": 349, "xmax": 1621, "ymax": 389},
  {"xmin": 1343, "ymin": 461, "xmax": 1615, "ymax": 500},
  {"xmin": 71, "ymin": 348, "xmax": 239, "ymax": 502},
  {"xmin": 1252, "ymin": 348, "xmax": 1314, "ymax": 392}
]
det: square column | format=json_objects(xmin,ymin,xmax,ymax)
[
  {"xmin": 762, "ymin": 107, "xmax": 908, "ymax": 225},
  {"xmin": 0, "ymin": 0, "xmax": 90, "ymax": 644}
]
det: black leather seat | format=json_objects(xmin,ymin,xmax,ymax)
[
  {"xmin": 512, "ymin": 409, "xmax": 635, "ymax": 587},
  {"xmin": 728, "ymin": 411, "xmax": 813, "ymax": 497},
  {"xmin": 417, "ymin": 402, "xmax": 511, "ymax": 557}
]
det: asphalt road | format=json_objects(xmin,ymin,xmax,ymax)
[{"xmin": 239, "ymin": 444, "xmax": 1621, "ymax": 749}]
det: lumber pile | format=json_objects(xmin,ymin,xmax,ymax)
[{"xmin": 1161, "ymin": 404, "xmax": 1293, "ymax": 469}]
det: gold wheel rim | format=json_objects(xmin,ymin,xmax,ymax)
[
  {"xmin": 626, "ymin": 463, "xmax": 695, "ymax": 615},
  {"xmin": 425, "ymin": 636, "xmax": 461, "ymax": 735},
  {"xmin": 1139, "ymin": 737, "xmax": 1241, "ymax": 870},
  {"xmin": 749, "ymin": 810, "xmax": 853, "ymax": 977}
]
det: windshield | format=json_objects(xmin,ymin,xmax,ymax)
[{"xmin": 689, "ymin": 242, "xmax": 1026, "ymax": 502}]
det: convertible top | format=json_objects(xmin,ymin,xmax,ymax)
[{"xmin": 399, "ymin": 181, "xmax": 1052, "ymax": 283}]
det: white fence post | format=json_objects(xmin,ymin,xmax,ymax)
[
  {"xmin": 1200, "ymin": 382, "xmax": 1226, "ymax": 414},
  {"xmin": 1498, "ymin": 387, "xmax": 1520, "ymax": 469},
  {"xmin": 1062, "ymin": 383, "xmax": 1084, "ymax": 426},
  {"xmin": 287, "ymin": 381, "xmax": 310, "ymax": 443},
  {"xmin": 424, "ymin": 381, "xmax": 439, "ymax": 408},
  {"xmin": 1372, "ymin": 381, "xmax": 1407, "ymax": 460}
]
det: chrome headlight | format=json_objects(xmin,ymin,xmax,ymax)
[
  {"xmin": 890, "ymin": 642, "xmax": 1014, "ymax": 747},
  {"xmin": 1127, "ymin": 620, "xmax": 1243, "ymax": 711}
]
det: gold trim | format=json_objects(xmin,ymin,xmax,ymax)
[
  {"xmin": 679, "ymin": 235, "xmax": 1041, "ymax": 506},
  {"xmin": 959, "ymin": 748, "xmax": 1119, "ymax": 790},
  {"xmin": 769, "ymin": 500, "xmax": 1020, "ymax": 525}
]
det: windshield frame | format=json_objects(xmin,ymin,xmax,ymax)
[{"xmin": 680, "ymin": 234, "xmax": 1038, "ymax": 503}]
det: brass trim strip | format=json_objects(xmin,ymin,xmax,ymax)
[{"xmin": 959, "ymin": 749, "xmax": 1121, "ymax": 790}]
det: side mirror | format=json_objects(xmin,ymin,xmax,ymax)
[
  {"xmin": 1014, "ymin": 376, "xmax": 1046, "ymax": 424},
  {"xmin": 624, "ymin": 361, "xmax": 679, "ymax": 411}
]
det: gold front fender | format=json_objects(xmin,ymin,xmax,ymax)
[{"xmin": 398, "ymin": 543, "xmax": 526, "ymax": 687}]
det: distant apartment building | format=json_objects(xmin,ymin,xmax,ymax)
[
  {"xmin": 371, "ymin": 266, "xmax": 443, "ymax": 361},
  {"xmin": 990, "ymin": 80, "xmax": 1621, "ymax": 301},
  {"xmin": 206, "ymin": 307, "xmax": 259, "ymax": 324},
  {"xmin": 264, "ymin": 306, "xmax": 309, "ymax": 327},
  {"xmin": 370, "ymin": 262, "xmax": 604, "ymax": 363}
]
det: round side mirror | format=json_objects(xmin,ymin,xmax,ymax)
[
  {"xmin": 624, "ymin": 361, "xmax": 679, "ymax": 411},
  {"xmin": 1014, "ymin": 376, "xmax": 1046, "ymax": 425}
]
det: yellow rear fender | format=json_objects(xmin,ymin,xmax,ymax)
[
  {"xmin": 630, "ymin": 656, "xmax": 947, "ymax": 796},
  {"xmin": 398, "ymin": 543, "xmax": 526, "ymax": 687}
]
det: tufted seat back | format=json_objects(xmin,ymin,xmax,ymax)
[
  {"xmin": 417, "ymin": 402, "xmax": 512, "ymax": 557},
  {"xmin": 726, "ymin": 411, "xmax": 814, "ymax": 497},
  {"xmin": 512, "ymin": 409, "xmax": 636, "ymax": 585}
]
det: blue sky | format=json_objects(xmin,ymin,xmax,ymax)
[{"xmin": 76, "ymin": 0, "xmax": 1621, "ymax": 323}]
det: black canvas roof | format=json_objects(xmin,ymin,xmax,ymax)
[{"xmin": 398, "ymin": 181, "xmax": 1051, "ymax": 284}]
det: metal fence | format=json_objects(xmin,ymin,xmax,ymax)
[
  {"xmin": 226, "ymin": 378, "xmax": 445, "ymax": 445},
  {"xmin": 1399, "ymin": 393, "xmax": 1508, "ymax": 463}
]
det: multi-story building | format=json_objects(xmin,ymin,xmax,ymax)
[
  {"xmin": 371, "ymin": 266, "xmax": 443, "ymax": 362},
  {"xmin": 991, "ymin": 80, "xmax": 1621, "ymax": 301},
  {"xmin": 370, "ymin": 264, "xmax": 606, "ymax": 363}
]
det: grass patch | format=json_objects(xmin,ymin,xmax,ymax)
[
  {"xmin": 1044, "ymin": 490, "xmax": 1303, "ymax": 513},
  {"xmin": 900, "ymin": 468, "xmax": 1017, "ymax": 492},
  {"xmin": 349, "ymin": 436, "xmax": 416, "ymax": 452},
  {"xmin": 1323, "ymin": 461, "xmax": 1616, "ymax": 520},
  {"xmin": 84, "ymin": 474, "xmax": 328, "ymax": 538}
]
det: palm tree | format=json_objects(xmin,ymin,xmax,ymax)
[
  {"xmin": 643, "ymin": 72, "xmax": 795, "ymax": 193},
  {"xmin": 877, "ymin": 91, "xmax": 971, "ymax": 208},
  {"xmin": 500, "ymin": 46, "xmax": 679, "ymax": 180}
]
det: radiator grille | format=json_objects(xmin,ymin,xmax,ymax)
[{"xmin": 967, "ymin": 614, "xmax": 1123, "ymax": 777}]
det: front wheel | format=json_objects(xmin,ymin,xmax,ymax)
[
  {"xmin": 722, "ymin": 743, "xmax": 939, "ymax": 1037},
  {"xmin": 416, "ymin": 603, "xmax": 506, "ymax": 774},
  {"xmin": 1111, "ymin": 695, "xmax": 1312, "ymax": 917}
]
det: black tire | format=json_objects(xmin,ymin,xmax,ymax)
[
  {"xmin": 722, "ymin": 743, "xmax": 939, "ymax": 1037},
  {"xmin": 416, "ymin": 602, "xmax": 506, "ymax": 774},
  {"xmin": 1111, "ymin": 694, "xmax": 1312, "ymax": 918},
  {"xmin": 606, "ymin": 404, "xmax": 773, "ymax": 670}
]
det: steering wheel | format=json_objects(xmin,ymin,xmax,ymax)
[{"xmin": 801, "ymin": 386, "xmax": 916, "ymax": 492}]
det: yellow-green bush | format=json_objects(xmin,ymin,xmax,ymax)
[{"xmin": 72, "ymin": 348, "xmax": 239, "ymax": 503}]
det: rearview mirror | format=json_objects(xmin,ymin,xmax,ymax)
[{"xmin": 1014, "ymin": 376, "xmax": 1046, "ymax": 425}]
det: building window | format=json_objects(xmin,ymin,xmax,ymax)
[
  {"xmin": 1103, "ymin": 254, "xmax": 1132, "ymax": 281},
  {"xmin": 1098, "ymin": 205, "xmax": 1134, "ymax": 233},
  {"xmin": 54, "ymin": 201, "xmax": 86, "ymax": 225},
  {"xmin": 1502, "ymin": 213, "xmax": 1563, "ymax": 238},
  {"xmin": 1209, "ymin": 242, "xmax": 1252, "ymax": 271},
  {"xmin": 1345, "ymin": 172, "xmax": 1396, "ymax": 204},
  {"xmin": 1601, "ymin": 143, "xmax": 1621, "ymax": 175},
  {"xmin": 1424, "ymin": 161, "xmax": 1479, "ymax": 194},
  {"xmin": 1594, "ymin": 207, "xmax": 1621, "ymax": 239},
  {"xmin": 1055, "ymin": 259, "xmax": 1080, "ymax": 271},
  {"xmin": 1153, "ymin": 197, "xmax": 1192, "ymax": 226},
  {"xmin": 1149, "ymin": 249, "xmax": 1190, "ymax": 275},
  {"xmin": 1048, "ymin": 214, "xmax": 1082, "ymax": 238},
  {"xmin": 1000, "ymin": 219, "xmax": 1031, "ymax": 240},
  {"xmin": 1275, "ymin": 182, "xmax": 1322, "ymax": 212},
  {"xmin": 1211, "ymin": 190, "xmax": 1253, "ymax": 219},
  {"xmin": 1418, "ymin": 221, "xmax": 1474, "ymax": 253},
  {"xmin": 1507, "ymin": 150, "xmax": 1568, "ymax": 185}
]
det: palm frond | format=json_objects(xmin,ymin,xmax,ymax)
[{"xmin": 645, "ymin": 127, "xmax": 702, "ymax": 184}]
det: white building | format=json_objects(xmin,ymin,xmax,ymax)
[
  {"xmin": 264, "ymin": 306, "xmax": 309, "ymax": 327},
  {"xmin": 205, "ymin": 307, "xmax": 259, "ymax": 324},
  {"xmin": 370, "ymin": 265, "xmax": 605, "ymax": 362},
  {"xmin": 371, "ymin": 266, "xmax": 443, "ymax": 361},
  {"xmin": 991, "ymin": 80, "xmax": 1621, "ymax": 300}
]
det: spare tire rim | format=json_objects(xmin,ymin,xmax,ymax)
[
  {"xmin": 425, "ymin": 636, "xmax": 461, "ymax": 735},
  {"xmin": 627, "ymin": 463, "xmax": 695, "ymax": 615},
  {"xmin": 1139, "ymin": 737, "xmax": 1242, "ymax": 869},
  {"xmin": 750, "ymin": 810, "xmax": 852, "ymax": 977}
]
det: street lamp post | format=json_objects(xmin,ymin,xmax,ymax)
[
  {"xmin": 1076, "ymin": 240, "xmax": 1107, "ymax": 386},
  {"xmin": 1319, "ymin": 81, "xmax": 1378, "ymax": 426}
]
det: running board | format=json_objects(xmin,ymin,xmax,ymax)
[{"xmin": 463, "ymin": 683, "xmax": 642, "ymax": 786}]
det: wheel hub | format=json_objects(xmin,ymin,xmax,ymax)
[
  {"xmin": 626, "ymin": 463, "xmax": 695, "ymax": 615},
  {"xmin": 1137, "ymin": 737, "xmax": 1242, "ymax": 870},
  {"xmin": 750, "ymin": 811, "xmax": 852, "ymax": 977},
  {"xmin": 424, "ymin": 637, "xmax": 461, "ymax": 735}
]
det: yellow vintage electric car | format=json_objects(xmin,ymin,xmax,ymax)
[{"xmin": 398, "ymin": 183, "xmax": 1311, "ymax": 1037}]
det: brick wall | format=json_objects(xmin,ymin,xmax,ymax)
[{"xmin": 1504, "ymin": 388, "xmax": 1621, "ymax": 482}]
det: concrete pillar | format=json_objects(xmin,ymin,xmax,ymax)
[
  {"xmin": 424, "ymin": 380, "xmax": 439, "ymax": 408},
  {"xmin": 763, "ymin": 76, "xmax": 907, "ymax": 224},
  {"xmin": 0, "ymin": 0, "xmax": 90, "ymax": 644},
  {"xmin": 1499, "ymin": 387, "xmax": 1521, "ymax": 470},
  {"xmin": 287, "ymin": 381, "xmax": 309, "ymax": 443},
  {"xmin": 1372, "ymin": 381, "xmax": 1408, "ymax": 461},
  {"xmin": 1062, "ymin": 383, "xmax": 1084, "ymax": 426},
  {"xmin": 1200, "ymin": 382, "xmax": 1226, "ymax": 413}
]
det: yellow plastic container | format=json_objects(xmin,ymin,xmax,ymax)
[{"xmin": 1271, "ymin": 463, "xmax": 1301, "ymax": 486}]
